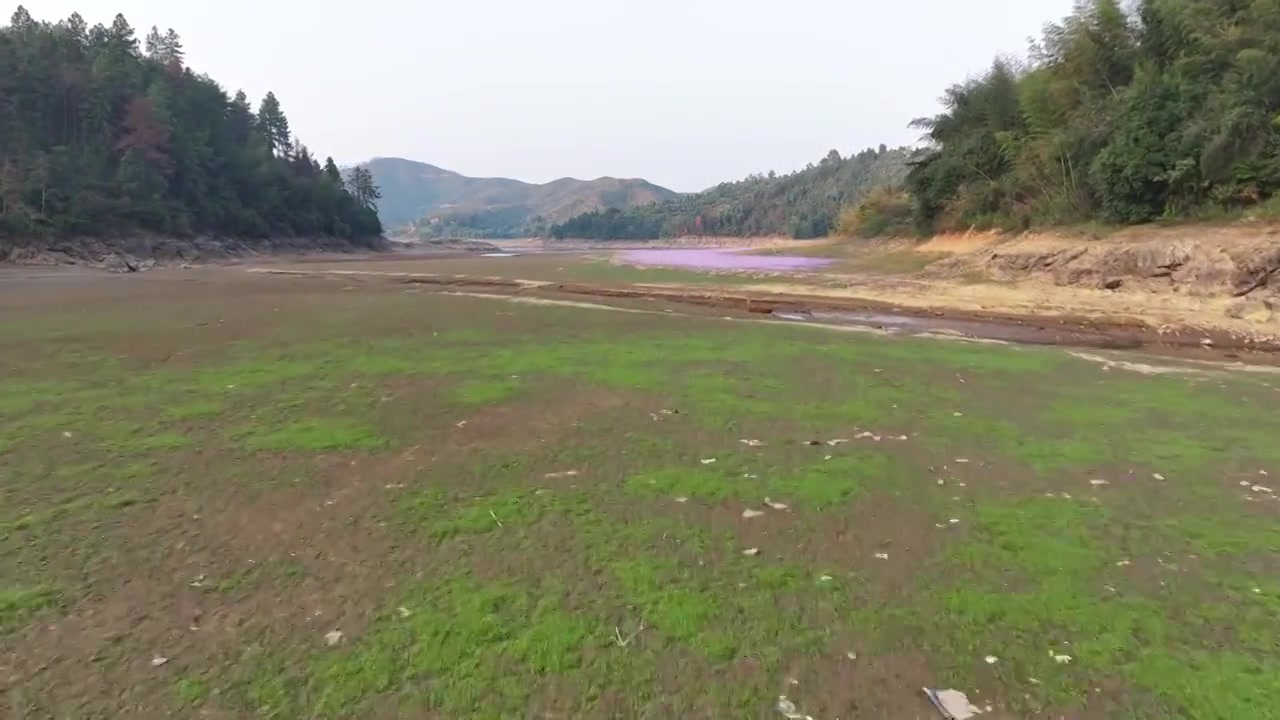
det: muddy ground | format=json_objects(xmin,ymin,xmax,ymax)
[{"xmin": 2, "ymin": 267, "xmax": 1279, "ymax": 719}]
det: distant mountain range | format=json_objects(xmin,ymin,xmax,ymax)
[{"xmin": 362, "ymin": 157, "xmax": 680, "ymax": 237}]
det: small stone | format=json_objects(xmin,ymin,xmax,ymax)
[
  {"xmin": 1252, "ymin": 485, "xmax": 1273, "ymax": 494},
  {"xmin": 1053, "ymin": 653, "xmax": 1072, "ymax": 664},
  {"xmin": 62, "ymin": 431, "xmax": 73, "ymax": 438},
  {"xmin": 846, "ymin": 651, "xmax": 858, "ymax": 660},
  {"xmin": 874, "ymin": 552, "xmax": 889, "ymax": 560},
  {"xmin": 955, "ymin": 458, "xmax": 970, "ymax": 463},
  {"xmin": 1153, "ymin": 473, "xmax": 1165, "ymax": 481},
  {"xmin": 739, "ymin": 439, "xmax": 765, "ymax": 447},
  {"xmin": 151, "ymin": 655, "xmax": 168, "ymax": 667},
  {"xmin": 397, "ymin": 607, "xmax": 411, "ymax": 618},
  {"xmin": 742, "ymin": 548, "xmax": 760, "ymax": 556},
  {"xmin": 741, "ymin": 509, "xmax": 765, "ymax": 519},
  {"xmin": 764, "ymin": 498, "xmax": 789, "ymax": 510},
  {"xmin": 700, "ymin": 458, "xmax": 717, "ymax": 465},
  {"xmin": 1089, "ymin": 479, "xmax": 1109, "ymax": 486},
  {"xmin": 1115, "ymin": 560, "xmax": 1131, "ymax": 567},
  {"xmin": 674, "ymin": 496, "xmax": 689, "ymax": 503},
  {"xmin": 949, "ymin": 518, "xmax": 960, "ymax": 524},
  {"xmin": 818, "ymin": 574, "xmax": 833, "ymax": 582},
  {"xmin": 984, "ymin": 655, "xmax": 999, "ymax": 664},
  {"xmin": 324, "ymin": 630, "xmax": 343, "ymax": 646}
]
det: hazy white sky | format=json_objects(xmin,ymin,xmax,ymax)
[{"xmin": 32, "ymin": 1, "xmax": 1075, "ymax": 191}]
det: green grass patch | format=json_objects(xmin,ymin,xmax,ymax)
[
  {"xmin": 0, "ymin": 585, "xmax": 60, "ymax": 631},
  {"xmin": 241, "ymin": 418, "xmax": 388, "ymax": 452}
]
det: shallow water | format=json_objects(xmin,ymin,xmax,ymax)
[{"xmin": 619, "ymin": 248, "xmax": 832, "ymax": 272}]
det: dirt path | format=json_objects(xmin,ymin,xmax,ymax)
[{"xmin": 245, "ymin": 266, "xmax": 1280, "ymax": 362}]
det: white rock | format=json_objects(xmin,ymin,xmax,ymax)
[
  {"xmin": 875, "ymin": 552, "xmax": 889, "ymax": 560},
  {"xmin": 984, "ymin": 655, "xmax": 998, "ymax": 664},
  {"xmin": 151, "ymin": 655, "xmax": 168, "ymax": 667},
  {"xmin": 742, "ymin": 548, "xmax": 760, "ymax": 556},
  {"xmin": 324, "ymin": 630, "xmax": 343, "ymax": 646},
  {"xmin": 1089, "ymin": 479, "xmax": 1110, "ymax": 486},
  {"xmin": 700, "ymin": 458, "xmax": 717, "ymax": 465},
  {"xmin": 741, "ymin": 509, "xmax": 765, "ymax": 519}
]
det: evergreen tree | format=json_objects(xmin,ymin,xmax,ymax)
[
  {"xmin": 902, "ymin": 0, "xmax": 1280, "ymax": 232},
  {"xmin": 256, "ymin": 92, "xmax": 290, "ymax": 157},
  {"xmin": 345, "ymin": 166, "xmax": 381, "ymax": 211},
  {"xmin": 0, "ymin": 9, "xmax": 381, "ymax": 245}
]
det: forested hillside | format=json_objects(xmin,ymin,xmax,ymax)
[
  {"xmin": 0, "ymin": 7, "xmax": 382, "ymax": 247},
  {"xmin": 364, "ymin": 157, "xmax": 679, "ymax": 237},
  {"xmin": 900, "ymin": 0, "xmax": 1280, "ymax": 235},
  {"xmin": 549, "ymin": 146, "xmax": 910, "ymax": 240}
]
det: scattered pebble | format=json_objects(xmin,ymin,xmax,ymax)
[
  {"xmin": 875, "ymin": 553, "xmax": 889, "ymax": 560},
  {"xmin": 953, "ymin": 412, "xmax": 964, "ymax": 417},
  {"xmin": 846, "ymin": 651, "xmax": 858, "ymax": 660},
  {"xmin": 949, "ymin": 518, "xmax": 960, "ymax": 525},
  {"xmin": 1252, "ymin": 485, "xmax": 1273, "ymax": 494},
  {"xmin": 151, "ymin": 655, "xmax": 168, "ymax": 667},
  {"xmin": 924, "ymin": 688, "xmax": 983, "ymax": 720},
  {"xmin": 700, "ymin": 458, "xmax": 717, "ymax": 465},
  {"xmin": 1089, "ymin": 479, "xmax": 1110, "ymax": 486},
  {"xmin": 397, "ymin": 606, "xmax": 411, "ymax": 618},
  {"xmin": 955, "ymin": 458, "xmax": 970, "ymax": 463},
  {"xmin": 775, "ymin": 695, "xmax": 812, "ymax": 720},
  {"xmin": 818, "ymin": 574, "xmax": 833, "ymax": 583},
  {"xmin": 674, "ymin": 496, "xmax": 689, "ymax": 503},
  {"xmin": 455, "ymin": 420, "xmax": 467, "ymax": 428},
  {"xmin": 742, "ymin": 509, "xmax": 765, "ymax": 519},
  {"xmin": 324, "ymin": 630, "xmax": 344, "ymax": 646},
  {"xmin": 739, "ymin": 439, "xmax": 766, "ymax": 447},
  {"xmin": 764, "ymin": 498, "xmax": 789, "ymax": 510},
  {"xmin": 984, "ymin": 655, "xmax": 999, "ymax": 664},
  {"xmin": 827, "ymin": 439, "xmax": 850, "ymax": 446},
  {"xmin": 1241, "ymin": 481, "xmax": 1254, "ymax": 487},
  {"xmin": 1153, "ymin": 473, "xmax": 1165, "ymax": 481},
  {"xmin": 742, "ymin": 548, "xmax": 761, "ymax": 556},
  {"xmin": 1115, "ymin": 560, "xmax": 1131, "ymax": 567},
  {"xmin": 1052, "ymin": 652, "xmax": 1072, "ymax": 664},
  {"xmin": 61, "ymin": 431, "xmax": 73, "ymax": 439}
]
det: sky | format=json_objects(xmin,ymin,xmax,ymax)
[{"xmin": 33, "ymin": 0, "xmax": 1076, "ymax": 192}]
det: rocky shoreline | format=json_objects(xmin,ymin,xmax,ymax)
[{"xmin": 0, "ymin": 235, "xmax": 389, "ymax": 272}]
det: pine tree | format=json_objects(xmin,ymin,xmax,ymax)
[
  {"xmin": 0, "ymin": 9, "xmax": 381, "ymax": 244},
  {"xmin": 345, "ymin": 166, "xmax": 381, "ymax": 211},
  {"xmin": 256, "ymin": 92, "xmax": 290, "ymax": 157}
]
